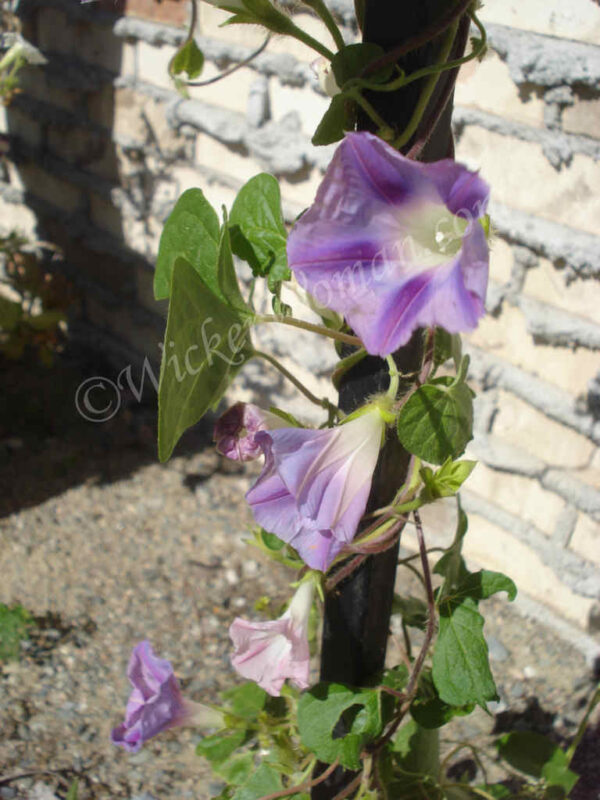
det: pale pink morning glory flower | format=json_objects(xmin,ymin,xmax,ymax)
[
  {"xmin": 229, "ymin": 580, "xmax": 314, "ymax": 695},
  {"xmin": 246, "ymin": 406, "xmax": 386, "ymax": 571},
  {"xmin": 213, "ymin": 402, "xmax": 287, "ymax": 462},
  {"xmin": 287, "ymin": 131, "xmax": 490, "ymax": 356}
]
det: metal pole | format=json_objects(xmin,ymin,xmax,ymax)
[{"xmin": 313, "ymin": 2, "xmax": 469, "ymax": 796}]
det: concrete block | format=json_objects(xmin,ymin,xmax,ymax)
[
  {"xmin": 136, "ymin": 264, "xmax": 167, "ymax": 318},
  {"xmin": 492, "ymin": 391, "xmax": 595, "ymax": 469},
  {"xmin": 480, "ymin": 0, "xmax": 600, "ymax": 45},
  {"xmin": 456, "ymin": 51, "xmax": 545, "ymax": 127},
  {"xmin": 571, "ymin": 513, "xmax": 600, "ymax": 566},
  {"xmin": 195, "ymin": 133, "xmax": 263, "ymax": 184},
  {"xmin": 523, "ymin": 257, "xmax": 600, "ymax": 321},
  {"xmin": 462, "ymin": 511, "xmax": 594, "ymax": 629},
  {"xmin": 113, "ymin": 87, "xmax": 150, "ymax": 142},
  {"xmin": 75, "ymin": 20, "xmax": 123, "ymax": 73},
  {"xmin": 269, "ymin": 81, "xmax": 331, "ymax": 141},
  {"xmin": 489, "ymin": 238, "xmax": 514, "ymax": 285},
  {"xmin": 457, "ymin": 128, "xmax": 600, "ymax": 236},
  {"xmin": 187, "ymin": 65, "xmax": 258, "ymax": 116},
  {"xmin": 467, "ymin": 304, "xmax": 599, "ymax": 396},
  {"xmin": 280, "ymin": 167, "xmax": 323, "ymax": 209},
  {"xmin": 0, "ymin": 196, "xmax": 38, "ymax": 239},
  {"xmin": 7, "ymin": 107, "xmax": 43, "ymax": 149},
  {"xmin": 563, "ymin": 98, "xmax": 600, "ymax": 140},
  {"xmin": 136, "ymin": 40, "xmax": 177, "ymax": 90},
  {"xmin": 17, "ymin": 164, "xmax": 82, "ymax": 214},
  {"xmin": 124, "ymin": 0, "xmax": 188, "ymax": 26},
  {"xmin": 465, "ymin": 461, "xmax": 566, "ymax": 535},
  {"xmin": 36, "ymin": 8, "xmax": 74, "ymax": 55},
  {"xmin": 47, "ymin": 125, "xmax": 107, "ymax": 168}
]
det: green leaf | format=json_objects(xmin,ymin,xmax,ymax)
[
  {"xmin": 391, "ymin": 594, "xmax": 428, "ymax": 630},
  {"xmin": 231, "ymin": 763, "xmax": 283, "ymax": 800},
  {"xmin": 542, "ymin": 750, "xmax": 579, "ymax": 793},
  {"xmin": 434, "ymin": 500, "xmax": 469, "ymax": 593},
  {"xmin": 331, "ymin": 43, "xmax": 392, "ymax": 86},
  {"xmin": 171, "ymin": 38, "xmax": 204, "ymax": 79},
  {"xmin": 391, "ymin": 720, "xmax": 441, "ymax": 780},
  {"xmin": 157, "ymin": 257, "xmax": 253, "ymax": 461},
  {"xmin": 215, "ymin": 752, "xmax": 254, "ymax": 785},
  {"xmin": 432, "ymin": 597, "xmax": 497, "ymax": 708},
  {"xmin": 396, "ymin": 372, "xmax": 474, "ymax": 465},
  {"xmin": 497, "ymin": 732, "xmax": 578, "ymax": 792},
  {"xmin": 0, "ymin": 295, "xmax": 22, "ymax": 331},
  {"xmin": 221, "ymin": 681, "xmax": 268, "ymax": 720},
  {"xmin": 382, "ymin": 665, "xmax": 409, "ymax": 692},
  {"xmin": 0, "ymin": 603, "xmax": 33, "ymax": 661},
  {"xmin": 297, "ymin": 682, "xmax": 383, "ymax": 770},
  {"xmin": 196, "ymin": 729, "xmax": 247, "ymax": 764},
  {"xmin": 410, "ymin": 671, "xmax": 474, "ymax": 730},
  {"xmin": 65, "ymin": 779, "xmax": 79, "ymax": 800},
  {"xmin": 229, "ymin": 173, "xmax": 289, "ymax": 288},
  {"xmin": 420, "ymin": 458, "xmax": 477, "ymax": 502},
  {"xmin": 432, "ymin": 328, "xmax": 462, "ymax": 371},
  {"xmin": 26, "ymin": 310, "xmax": 66, "ymax": 331},
  {"xmin": 312, "ymin": 94, "xmax": 354, "ymax": 146},
  {"xmin": 476, "ymin": 787, "xmax": 511, "ymax": 799},
  {"xmin": 454, "ymin": 570, "xmax": 517, "ymax": 604},
  {"xmin": 154, "ymin": 188, "xmax": 220, "ymax": 300}
]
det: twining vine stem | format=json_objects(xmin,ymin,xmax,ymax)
[
  {"xmin": 258, "ymin": 758, "xmax": 340, "ymax": 800},
  {"xmin": 254, "ymin": 349, "xmax": 342, "ymax": 418},
  {"xmin": 257, "ymin": 314, "xmax": 362, "ymax": 347},
  {"xmin": 361, "ymin": 0, "xmax": 475, "ymax": 77},
  {"xmin": 186, "ymin": 35, "xmax": 271, "ymax": 87}
]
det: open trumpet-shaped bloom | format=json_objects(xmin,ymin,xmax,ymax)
[
  {"xmin": 111, "ymin": 642, "xmax": 207, "ymax": 752},
  {"xmin": 287, "ymin": 131, "xmax": 490, "ymax": 356},
  {"xmin": 229, "ymin": 581, "xmax": 314, "ymax": 695},
  {"xmin": 246, "ymin": 407, "xmax": 385, "ymax": 571}
]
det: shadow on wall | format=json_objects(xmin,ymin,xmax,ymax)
[{"xmin": 0, "ymin": 0, "xmax": 174, "ymax": 515}]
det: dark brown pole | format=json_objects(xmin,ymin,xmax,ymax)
[{"xmin": 313, "ymin": 2, "xmax": 469, "ymax": 797}]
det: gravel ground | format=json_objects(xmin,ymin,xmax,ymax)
[{"xmin": 1, "ymin": 352, "xmax": 599, "ymax": 800}]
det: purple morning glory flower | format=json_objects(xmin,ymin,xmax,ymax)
[
  {"xmin": 246, "ymin": 406, "xmax": 385, "ymax": 571},
  {"xmin": 287, "ymin": 131, "xmax": 490, "ymax": 356},
  {"xmin": 213, "ymin": 402, "xmax": 287, "ymax": 462},
  {"xmin": 111, "ymin": 641, "xmax": 214, "ymax": 752},
  {"xmin": 229, "ymin": 581, "xmax": 313, "ymax": 696}
]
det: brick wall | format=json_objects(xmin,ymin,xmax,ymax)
[{"xmin": 2, "ymin": 0, "xmax": 599, "ymax": 639}]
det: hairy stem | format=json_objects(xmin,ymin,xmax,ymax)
[
  {"xmin": 301, "ymin": 0, "xmax": 346, "ymax": 51},
  {"xmin": 257, "ymin": 314, "xmax": 362, "ymax": 347},
  {"xmin": 254, "ymin": 349, "xmax": 341, "ymax": 418}
]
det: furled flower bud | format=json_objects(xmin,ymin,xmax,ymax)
[
  {"xmin": 229, "ymin": 580, "xmax": 314, "ymax": 695},
  {"xmin": 246, "ymin": 405, "xmax": 386, "ymax": 571},
  {"xmin": 111, "ymin": 641, "xmax": 219, "ymax": 752},
  {"xmin": 214, "ymin": 402, "xmax": 287, "ymax": 462}
]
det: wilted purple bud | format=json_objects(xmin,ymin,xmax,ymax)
[
  {"xmin": 246, "ymin": 406, "xmax": 385, "ymax": 571},
  {"xmin": 229, "ymin": 581, "xmax": 313, "ymax": 696},
  {"xmin": 214, "ymin": 402, "xmax": 286, "ymax": 462},
  {"xmin": 287, "ymin": 131, "xmax": 490, "ymax": 356},
  {"xmin": 111, "ymin": 641, "xmax": 218, "ymax": 752}
]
